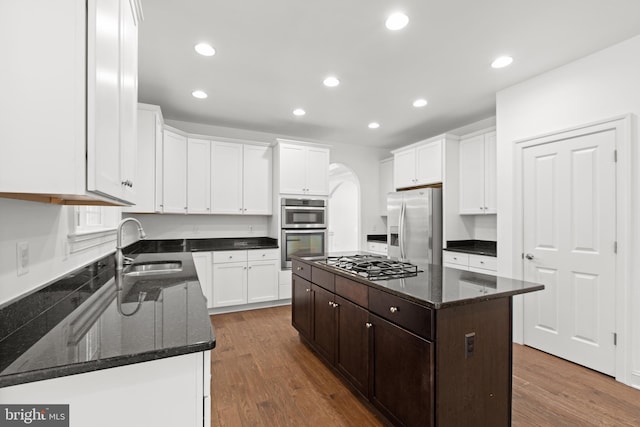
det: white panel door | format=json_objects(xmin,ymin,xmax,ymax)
[
  {"xmin": 187, "ymin": 138, "xmax": 211, "ymax": 214},
  {"xmin": 162, "ymin": 130, "xmax": 187, "ymax": 213},
  {"xmin": 212, "ymin": 262, "xmax": 247, "ymax": 307},
  {"xmin": 305, "ymin": 146, "xmax": 330, "ymax": 195},
  {"xmin": 416, "ymin": 140, "xmax": 442, "ymax": 185},
  {"xmin": 279, "ymin": 144, "xmax": 307, "ymax": 194},
  {"xmin": 523, "ymin": 128, "xmax": 616, "ymax": 375},
  {"xmin": 243, "ymin": 145, "xmax": 272, "ymax": 214},
  {"xmin": 247, "ymin": 260, "xmax": 279, "ymax": 303},
  {"xmin": 211, "ymin": 141, "xmax": 243, "ymax": 214},
  {"xmin": 459, "ymin": 135, "xmax": 485, "ymax": 214}
]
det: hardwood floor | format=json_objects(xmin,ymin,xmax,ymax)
[{"xmin": 209, "ymin": 306, "xmax": 640, "ymax": 426}]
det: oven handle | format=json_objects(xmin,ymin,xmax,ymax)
[
  {"xmin": 282, "ymin": 206, "xmax": 326, "ymax": 211},
  {"xmin": 282, "ymin": 229, "xmax": 327, "ymax": 234}
]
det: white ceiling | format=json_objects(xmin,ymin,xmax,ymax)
[{"xmin": 138, "ymin": 0, "xmax": 640, "ymax": 149}]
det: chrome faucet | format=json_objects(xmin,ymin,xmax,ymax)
[{"xmin": 116, "ymin": 217, "xmax": 147, "ymax": 270}]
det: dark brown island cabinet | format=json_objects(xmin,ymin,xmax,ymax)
[{"xmin": 291, "ymin": 256, "xmax": 543, "ymax": 427}]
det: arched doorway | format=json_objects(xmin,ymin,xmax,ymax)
[{"xmin": 328, "ymin": 163, "xmax": 360, "ymax": 252}]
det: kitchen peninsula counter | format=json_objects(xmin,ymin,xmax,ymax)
[{"xmin": 291, "ymin": 253, "xmax": 543, "ymax": 427}]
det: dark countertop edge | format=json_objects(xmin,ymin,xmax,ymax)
[
  {"xmin": 293, "ymin": 255, "xmax": 543, "ymax": 309},
  {"xmin": 0, "ymin": 339, "xmax": 216, "ymax": 389},
  {"xmin": 443, "ymin": 247, "xmax": 497, "ymax": 257},
  {"xmin": 126, "ymin": 237, "xmax": 279, "ymax": 254}
]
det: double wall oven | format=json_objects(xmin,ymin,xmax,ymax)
[{"xmin": 281, "ymin": 198, "xmax": 327, "ymax": 268}]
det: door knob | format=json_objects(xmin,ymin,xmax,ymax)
[{"xmin": 525, "ymin": 253, "xmax": 534, "ymax": 260}]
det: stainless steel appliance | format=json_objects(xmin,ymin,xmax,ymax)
[
  {"xmin": 321, "ymin": 254, "xmax": 420, "ymax": 280},
  {"xmin": 387, "ymin": 188, "xmax": 442, "ymax": 265},
  {"xmin": 281, "ymin": 229, "xmax": 327, "ymax": 269},
  {"xmin": 281, "ymin": 198, "xmax": 328, "ymax": 268},
  {"xmin": 281, "ymin": 198, "xmax": 327, "ymax": 228}
]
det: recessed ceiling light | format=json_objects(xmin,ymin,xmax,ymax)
[
  {"xmin": 323, "ymin": 76, "xmax": 340, "ymax": 87},
  {"xmin": 192, "ymin": 90, "xmax": 208, "ymax": 99},
  {"xmin": 194, "ymin": 43, "xmax": 216, "ymax": 57},
  {"xmin": 293, "ymin": 108, "xmax": 306, "ymax": 116},
  {"xmin": 491, "ymin": 56, "xmax": 513, "ymax": 69},
  {"xmin": 368, "ymin": 122, "xmax": 380, "ymax": 129},
  {"xmin": 385, "ymin": 12, "xmax": 409, "ymax": 31},
  {"xmin": 413, "ymin": 98, "xmax": 428, "ymax": 108}
]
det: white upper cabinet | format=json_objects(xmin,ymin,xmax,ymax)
[
  {"xmin": 0, "ymin": 0, "xmax": 141, "ymax": 205},
  {"xmin": 459, "ymin": 130, "xmax": 496, "ymax": 214},
  {"xmin": 278, "ymin": 141, "xmax": 330, "ymax": 196},
  {"xmin": 162, "ymin": 130, "xmax": 188, "ymax": 214},
  {"xmin": 211, "ymin": 142, "xmax": 243, "ymax": 214},
  {"xmin": 393, "ymin": 138, "xmax": 442, "ymax": 190},
  {"xmin": 187, "ymin": 138, "xmax": 212, "ymax": 214},
  {"xmin": 211, "ymin": 142, "xmax": 272, "ymax": 215},
  {"xmin": 124, "ymin": 104, "xmax": 162, "ymax": 213}
]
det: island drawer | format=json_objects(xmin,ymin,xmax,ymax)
[
  {"xmin": 312, "ymin": 266, "xmax": 335, "ymax": 292},
  {"xmin": 369, "ymin": 287, "xmax": 433, "ymax": 340},
  {"xmin": 292, "ymin": 259, "xmax": 311, "ymax": 281},
  {"xmin": 335, "ymin": 276, "xmax": 368, "ymax": 308}
]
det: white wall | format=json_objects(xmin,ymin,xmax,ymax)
[
  {"xmin": 496, "ymin": 35, "xmax": 640, "ymax": 386},
  {"xmin": 0, "ymin": 198, "xmax": 116, "ymax": 305},
  {"xmin": 328, "ymin": 166, "xmax": 360, "ymax": 252}
]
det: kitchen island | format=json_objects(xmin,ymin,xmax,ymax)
[
  {"xmin": 291, "ymin": 254, "xmax": 543, "ymax": 427},
  {"xmin": 0, "ymin": 250, "xmax": 216, "ymax": 427}
]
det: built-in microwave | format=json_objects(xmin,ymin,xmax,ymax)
[{"xmin": 281, "ymin": 198, "xmax": 327, "ymax": 229}]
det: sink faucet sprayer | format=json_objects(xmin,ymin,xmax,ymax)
[{"xmin": 116, "ymin": 217, "xmax": 146, "ymax": 270}]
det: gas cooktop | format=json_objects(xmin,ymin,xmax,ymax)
[{"xmin": 321, "ymin": 254, "xmax": 421, "ymax": 281}]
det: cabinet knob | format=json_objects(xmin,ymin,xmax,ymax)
[
  {"xmin": 229, "ymin": 256, "xmax": 233, "ymax": 259},
  {"xmin": 296, "ymin": 266, "xmax": 303, "ymax": 271},
  {"xmin": 365, "ymin": 322, "xmax": 372, "ymax": 329},
  {"xmin": 389, "ymin": 306, "xmax": 399, "ymax": 313},
  {"xmin": 480, "ymin": 261, "xmax": 484, "ymax": 264},
  {"xmin": 332, "ymin": 302, "xmax": 339, "ymax": 308},
  {"xmin": 262, "ymin": 254, "xmax": 266, "ymax": 257},
  {"xmin": 328, "ymin": 301, "xmax": 333, "ymax": 306},
  {"xmin": 305, "ymin": 288, "xmax": 310, "ymax": 292}
]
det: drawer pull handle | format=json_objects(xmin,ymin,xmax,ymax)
[
  {"xmin": 365, "ymin": 322, "xmax": 372, "ymax": 329},
  {"xmin": 389, "ymin": 306, "xmax": 399, "ymax": 313},
  {"xmin": 296, "ymin": 266, "xmax": 303, "ymax": 271}
]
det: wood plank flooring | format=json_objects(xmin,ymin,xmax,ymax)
[{"xmin": 209, "ymin": 306, "xmax": 640, "ymax": 426}]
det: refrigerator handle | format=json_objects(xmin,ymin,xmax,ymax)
[{"xmin": 399, "ymin": 200, "xmax": 406, "ymax": 259}]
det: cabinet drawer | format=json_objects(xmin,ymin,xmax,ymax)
[
  {"xmin": 468, "ymin": 254, "xmax": 496, "ymax": 271},
  {"xmin": 335, "ymin": 276, "xmax": 368, "ymax": 308},
  {"xmin": 247, "ymin": 248, "xmax": 279, "ymax": 261},
  {"xmin": 443, "ymin": 251, "xmax": 469, "ymax": 266},
  {"xmin": 369, "ymin": 287, "xmax": 433, "ymax": 340},
  {"xmin": 213, "ymin": 250, "xmax": 248, "ymax": 263},
  {"xmin": 312, "ymin": 266, "xmax": 335, "ymax": 292},
  {"xmin": 292, "ymin": 259, "xmax": 312, "ymax": 281}
]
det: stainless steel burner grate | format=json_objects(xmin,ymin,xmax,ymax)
[{"xmin": 323, "ymin": 255, "xmax": 421, "ymax": 280}]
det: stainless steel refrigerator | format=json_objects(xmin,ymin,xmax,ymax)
[{"xmin": 387, "ymin": 188, "xmax": 442, "ymax": 265}]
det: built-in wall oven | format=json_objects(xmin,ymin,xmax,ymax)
[{"xmin": 281, "ymin": 198, "xmax": 327, "ymax": 268}]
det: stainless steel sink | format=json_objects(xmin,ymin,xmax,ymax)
[{"xmin": 124, "ymin": 261, "xmax": 183, "ymax": 276}]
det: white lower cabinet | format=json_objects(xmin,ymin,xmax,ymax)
[
  {"xmin": 0, "ymin": 351, "xmax": 211, "ymax": 427},
  {"xmin": 211, "ymin": 249, "xmax": 279, "ymax": 308},
  {"xmin": 443, "ymin": 251, "xmax": 497, "ymax": 276}
]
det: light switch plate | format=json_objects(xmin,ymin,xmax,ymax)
[{"xmin": 17, "ymin": 241, "xmax": 29, "ymax": 276}]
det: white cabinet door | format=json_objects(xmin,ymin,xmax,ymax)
[
  {"xmin": 187, "ymin": 138, "xmax": 211, "ymax": 214},
  {"xmin": 162, "ymin": 130, "xmax": 187, "ymax": 213},
  {"xmin": 459, "ymin": 135, "xmax": 485, "ymax": 214},
  {"xmin": 393, "ymin": 149, "xmax": 416, "ymax": 189},
  {"xmin": 379, "ymin": 158, "xmax": 394, "ymax": 215},
  {"xmin": 212, "ymin": 262, "xmax": 247, "ymax": 307},
  {"xmin": 484, "ymin": 131, "xmax": 497, "ymax": 213},
  {"xmin": 416, "ymin": 140, "xmax": 442, "ymax": 185},
  {"xmin": 192, "ymin": 252, "xmax": 213, "ymax": 308},
  {"xmin": 118, "ymin": 0, "xmax": 138, "ymax": 203},
  {"xmin": 243, "ymin": 145, "xmax": 272, "ymax": 214},
  {"xmin": 211, "ymin": 141, "xmax": 243, "ymax": 214},
  {"xmin": 279, "ymin": 144, "xmax": 307, "ymax": 194},
  {"xmin": 247, "ymin": 260, "xmax": 279, "ymax": 303},
  {"xmin": 87, "ymin": 0, "xmax": 122, "ymax": 200},
  {"xmin": 305, "ymin": 146, "xmax": 330, "ymax": 195}
]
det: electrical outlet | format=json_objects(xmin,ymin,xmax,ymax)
[
  {"xmin": 465, "ymin": 332, "xmax": 475, "ymax": 359},
  {"xmin": 16, "ymin": 241, "xmax": 29, "ymax": 276}
]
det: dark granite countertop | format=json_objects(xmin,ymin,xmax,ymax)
[
  {"xmin": 295, "ymin": 252, "xmax": 542, "ymax": 309},
  {"xmin": 0, "ymin": 252, "xmax": 216, "ymax": 388},
  {"xmin": 444, "ymin": 240, "xmax": 497, "ymax": 257},
  {"xmin": 366, "ymin": 234, "xmax": 387, "ymax": 243},
  {"xmin": 127, "ymin": 237, "xmax": 278, "ymax": 253}
]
